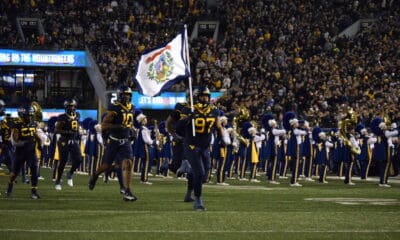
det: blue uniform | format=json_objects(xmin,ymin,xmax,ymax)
[
  {"xmin": 55, "ymin": 112, "xmax": 82, "ymax": 185},
  {"xmin": 136, "ymin": 125, "xmax": 155, "ymax": 183},
  {"xmin": 184, "ymin": 104, "xmax": 219, "ymax": 199},
  {"xmin": 10, "ymin": 119, "xmax": 39, "ymax": 189},
  {"xmin": 0, "ymin": 117, "xmax": 14, "ymax": 172},
  {"xmin": 302, "ymin": 132, "xmax": 313, "ymax": 178},
  {"xmin": 342, "ymin": 134, "xmax": 358, "ymax": 185},
  {"xmin": 102, "ymin": 102, "xmax": 135, "ymax": 165},
  {"xmin": 215, "ymin": 127, "xmax": 230, "ymax": 184},
  {"xmin": 373, "ymin": 134, "xmax": 391, "ymax": 185},
  {"xmin": 314, "ymin": 141, "xmax": 329, "ymax": 182},
  {"xmin": 169, "ymin": 102, "xmax": 190, "ymax": 173},
  {"xmin": 357, "ymin": 135, "xmax": 371, "ymax": 180}
]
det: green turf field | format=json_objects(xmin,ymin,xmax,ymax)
[{"xmin": 0, "ymin": 169, "xmax": 400, "ymax": 240}]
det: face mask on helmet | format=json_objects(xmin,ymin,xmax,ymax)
[
  {"xmin": 64, "ymin": 99, "xmax": 77, "ymax": 115},
  {"xmin": 118, "ymin": 86, "xmax": 132, "ymax": 105},
  {"xmin": 197, "ymin": 87, "xmax": 210, "ymax": 106},
  {"xmin": 18, "ymin": 105, "xmax": 34, "ymax": 122}
]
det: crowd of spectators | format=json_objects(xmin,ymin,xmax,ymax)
[
  {"xmin": 196, "ymin": 0, "xmax": 400, "ymax": 128},
  {"xmin": 0, "ymin": 0, "xmax": 399, "ymax": 128}
]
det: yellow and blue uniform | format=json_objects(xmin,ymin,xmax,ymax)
[
  {"xmin": 88, "ymin": 86, "xmax": 137, "ymax": 201},
  {"xmin": 168, "ymin": 102, "xmax": 190, "ymax": 174},
  {"xmin": 355, "ymin": 124, "xmax": 372, "ymax": 180},
  {"xmin": 54, "ymin": 111, "xmax": 82, "ymax": 187},
  {"xmin": 135, "ymin": 115, "xmax": 156, "ymax": 184},
  {"xmin": 102, "ymin": 101, "xmax": 135, "ymax": 165},
  {"xmin": 0, "ymin": 115, "xmax": 14, "ymax": 173},
  {"xmin": 158, "ymin": 121, "xmax": 172, "ymax": 177},
  {"xmin": 10, "ymin": 120, "xmax": 38, "ymax": 184},
  {"xmin": 6, "ymin": 105, "xmax": 45, "ymax": 199},
  {"xmin": 184, "ymin": 103, "xmax": 219, "ymax": 210}
]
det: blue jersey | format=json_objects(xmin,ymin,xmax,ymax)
[
  {"xmin": 0, "ymin": 117, "xmax": 14, "ymax": 147},
  {"xmin": 314, "ymin": 141, "xmax": 328, "ymax": 165},
  {"xmin": 286, "ymin": 130, "xmax": 297, "ymax": 158},
  {"xmin": 184, "ymin": 104, "xmax": 220, "ymax": 149},
  {"xmin": 12, "ymin": 118, "xmax": 37, "ymax": 151},
  {"xmin": 173, "ymin": 102, "xmax": 190, "ymax": 137},
  {"xmin": 373, "ymin": 135, "xmax": 388, "ymax": 162},
  {"xmin": 106, "ymin": 101, "xmax": 135, "ymax": 139},
  {"xmin": 56, "ymin": 112, "xmax": 81, "ymax": 140}
]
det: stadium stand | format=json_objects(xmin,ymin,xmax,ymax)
[{"xmin": 0, "ymin": 0, "xmax": 399, "ymax": 127}]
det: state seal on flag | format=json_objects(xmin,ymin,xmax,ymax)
[{"xmin": 146, "ymin": 51, "xmax": 174, "ymax": 83}]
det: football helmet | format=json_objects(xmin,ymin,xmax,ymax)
[
  {"xmin": 117, "ymin": 86, "xmax": 132, "ymax": 105},
  {"xmin": 64, "ymin": 99, "xmax": 77, "ymax": 115},
  {"xmin": 197, "ymin": 86, "xmax": 210, "ymax": 106},
  {"xmin": 17, "ymin": 104, "xmax": 35, "ymax": 122}
]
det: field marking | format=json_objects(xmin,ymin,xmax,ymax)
[
  {"xmin": 0, "ymin": 209, "xmax": 353, "ymax": 214},
  {"xmin": 203, "ymin": 185, "xmax": 288, "ymax": 190},
  {"xmin": 304, "ymin": 197, "xmax": 400, "ymax": 206},
  {"xmin": 1, "ymin": 228, "xmax": 400, "ymax": 233}
]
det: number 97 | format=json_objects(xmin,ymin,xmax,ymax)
[{"xmin": 194, "ymin": 118, "xmax": 215, "ymax": 134}]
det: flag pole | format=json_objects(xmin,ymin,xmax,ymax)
[{"xmin": 184, "ymin": 24, "xmax": 196, "ymax": 137}]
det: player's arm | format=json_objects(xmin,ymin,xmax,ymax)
[
  {"xmin": 10, "ymin": 128, "xmax": 24, "ymax": 146},
  {"xmin": 54, "ymin": 119, "xmax": 64, "ymax": 134},
  {"xmin": 54, "ymin": 118, "xmax": 73, "ymax": 135},
  {"xmin": 165, "ymin": 114, "xmax": 176, "ymax": 135},
  {"xmin": 36, "ymin": 126, "xmax": 51, "ymax": 146},
  {"xmin": 101, "ymin": 110, "xmax": 120, "ymax": 132},
  {"xmin": 215, "ymin": 116, "xmax": 224, "ymax": 138}
]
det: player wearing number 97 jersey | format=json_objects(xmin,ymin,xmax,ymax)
[
  {"xmin": 184, "ymin": 86, "xmax": 223, "ymax": 211},
  {"xmin": 54, "ymin": 99, "xmax": 82, "ymax": 191},
  {"xmin": 88, "ymin": 86, "xmax": 137, "ymax": 201}
]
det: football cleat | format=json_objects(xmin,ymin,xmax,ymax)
[
  {"xmin": 184, "ymin": 194, "xmax": 194, "ymax": 202},
  {"xmin": 88, "ymin": 175, "xmax": 98, "ymax": 190},
  {"xmin": 194, "ymin": 205, "xmax": 206, "ymax": 211},
  {"xmin": 123, "ymin": 189, "xmax": 137, "ymax": 202},
  {"xmin": 5, "ymin": 183, "xmax": 13, "ymax": 197},
  {"xmin": 55, "ymin": 184, "xmax": 62, "ymax": 191},
  {"xmin": 31, "ymin": 189, "xmax": 41, "ymax": 199},
  {"xmin": 193, "ymin": 197, "xmax": 206, "ymax": 211},
  {"xmin": 66, "ymin": 172, "xmax": 73, "ymax": 187}
]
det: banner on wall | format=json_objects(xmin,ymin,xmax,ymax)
[
  {"xmin": 3, "ymin": 108, "xmax": 97, "ymax": 121},
  {"xmin": 108, "ymin": 91, "xmax": 224, "ymax": 110}
]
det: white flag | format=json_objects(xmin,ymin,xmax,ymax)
[{"xmin": 134, "ymin": 32, "xmax": 190, "ymax": 97}]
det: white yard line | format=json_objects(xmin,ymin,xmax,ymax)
[{"xmin": 1, "ymin": 229, "xmax": 400, "ymax": 233}]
